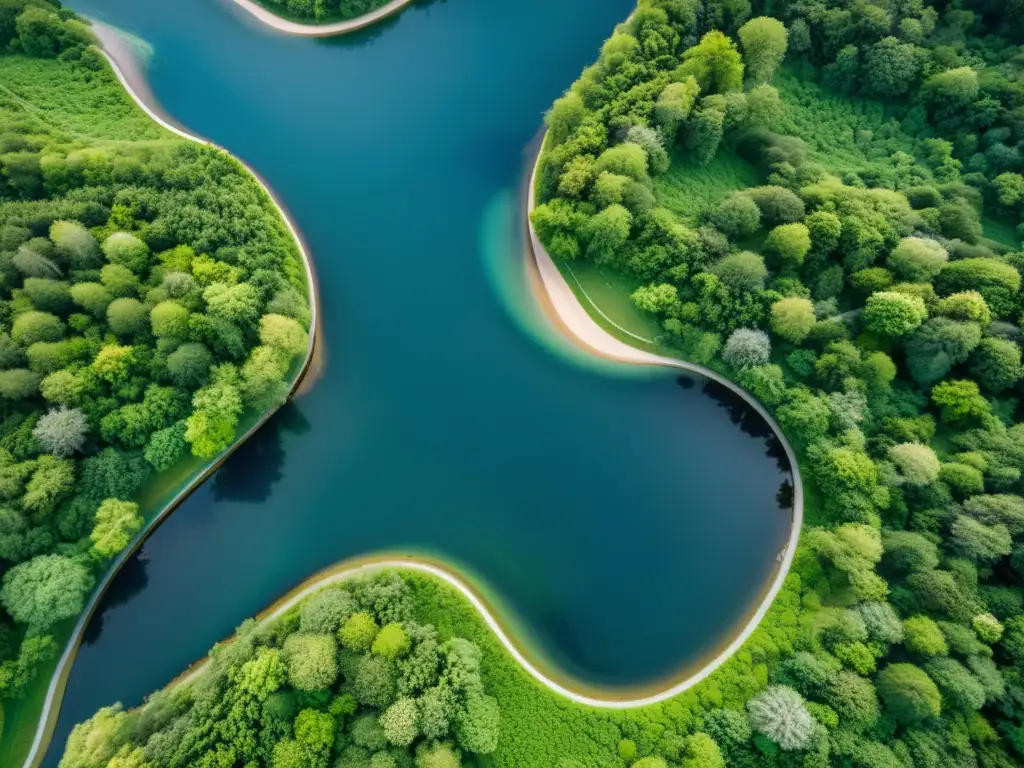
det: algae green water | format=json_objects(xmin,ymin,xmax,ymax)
[{"xmin": 43, "ymin": 0, "xmax": 792, "ymax": 759}]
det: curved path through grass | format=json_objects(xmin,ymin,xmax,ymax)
[
  {"xmin": 226, "ymin": 0, "xmax": 415, "ymax": 36},
  {"xmin": 18, "ymin": 26, "xmax": 320, "ymax": 768}
]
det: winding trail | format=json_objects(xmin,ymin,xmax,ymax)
[
  {"xmin": 20, "ymin": 26, "xmax": 321, "ymax": 768},
  {"xmin": 225, "ymin": 0, "xmax": 415, "ymax": 36}
]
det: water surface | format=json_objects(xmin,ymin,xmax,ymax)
[{"xmin": 45, "ymin": 0, "xmax": 791, "ymax": 759}]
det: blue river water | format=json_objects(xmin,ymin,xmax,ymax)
[{"xmin": 45, "ymin": 0, "xmax": 792, "ymax": 760}]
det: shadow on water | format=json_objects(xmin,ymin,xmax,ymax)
[
  {"xmin": 694, "ymin": 377, "xmax": 795, "ymax": 511},
  {"xmin": 82, "ymin": 554, "xmax": 149, "ymax": 645},
  {"xmin": 212, "ymin": 402, "xmax": 312, "ymax": 504}
]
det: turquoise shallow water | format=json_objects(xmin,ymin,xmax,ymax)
[{"xmin": 44, "ymin": 0, "xmax": 792, "ymax": 759}]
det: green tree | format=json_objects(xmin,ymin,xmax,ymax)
[
  {"xmin": 968, "ymin": 337, "xmax": 1021, "ymax": 392},
  {"xmin": 936, "ymin": 258, "xmax": 1020, "ymax": 318},
  {"xmin": 686, "ymin": 104, "xmax": 726, "ymax": 165},
  {"xmin": 341, "ymin": 612, "xmax": 380, "ymax": 651},
  {"xmin": 770, "ymin": 297, "xmax": 815, "ymax": 343},
  {"xmin": 905, "ymin": 319, "xmax": 982, "ymax": 386},
  {"xmin": 584, "ymin": 204, "xmax": 632, "ymax": 264},
  {"xmin": 89, "ymin": 499, "xmax": 142, "ymax": 559},
  {"xmin": 677, "ymin": 31, "xmax": 744, "ymax": 94},
  {"xmin": 876, "ymin": 663, "xmax": 941, "ymax": 723},
  {"xmin": 653, "ymin": 77, "xmax": 700, "ymax": 137},
  {"xmin": 862, "ymin": 291, "xmax": 927, "ymax": 337},
  {"xmin": 1, "ymin": 554, "xmax": 92, "ymax": 630},
  {"xmin": 70, "ymin": 282, "xmax": 113, "ymax": 318},
  {"xmin": 11, "ymin": 311, "xmax": 64, "ymax": 346},
  {"xmin": 150, "ymin": 301, "xmax": 190, "ymax": 339},
  {"xmin": 102, "ymin": 233, "xmax": 150, "ymax": 274},
  {"xmin": 380, "ymin": 697, "xmax": 419, "ymax": 746},
  {"xmin": 864, "ymin": 37, "xmax": 920, "ymax": 97},
  {"xmin": 167, "ymin": 342, "xmax": 213, "ymax": 389},
  {"xmin": 712, "ymin": 251, "xmax": 767, "ymax": 293},
  {"xmin": 710, "ymin": 193, "xmax": 761, "ymax": 238},
  {"xmin": 260, "ymin": 314, "xmax": 308, "ymax": 356},
  {"xmin": 106, "ymin": 298, "xmax": 148, "ymax": 337},
  {"xmin": 931, "ymin": 380, "xmax": 989, "ymax": 423},
  {"xmin": 737, "ymin": 17, "xmax": 788, "ymax": 85},
  {"xmin": 888, "ymin": 443, "xmax": 940, "ymax": 486},
  {"xmin": 373, "ymin": 623, "xmax": 411, "ymax": 660},
  {"xmin": 765, "ymin": 223, "xmax": 811, "ymax": 265},
  {"xmin": 887, "ymin": 237, "xmax": 948, "ymax": 282},
  {"xmin": 950, "ymin": 515, "xmax": 1011, "ymax": 563},
  {"xmin": 283, "ymin": 634, "xmax": 338, "ymax": 692},
  {"xmin": 924, "ymin": 657, "xmax": 986, "ymax": 711},
  {"xmin": 903, "ymin": 616, "xmax": 948, "ymax": 656}
]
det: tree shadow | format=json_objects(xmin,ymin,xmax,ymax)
[
  {"xmin": 83, "ymin": 552, "xmax": 150, "ymax": 645},
  {"xmin": 211, "ymin": 402, "xmax": 312, "ymax": 504}
]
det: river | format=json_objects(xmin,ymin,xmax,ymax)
[{"xmin": 45, "ymin": 0, "xmax": 792, "ymax": 760}]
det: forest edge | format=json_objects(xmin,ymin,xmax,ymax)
[{"xmin": 19, "ymin": 24, "xmax": 322, "ymax": 768}]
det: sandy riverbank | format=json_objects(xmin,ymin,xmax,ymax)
[{"xmin": 523, "ymin": 133, "xmax": 805, "ymax": 693}]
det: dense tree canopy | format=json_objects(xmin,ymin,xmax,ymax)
[
  {"xmin": 59, "ymin": 573, "xmax": 500, "ymax": 768},
  {"xmin": 0, "ymin": 0, "xmax": 311, "ymax": 728},
  {"xmin": 530, "ymin": 0, "xmax": 1024, "ymax": 763}
]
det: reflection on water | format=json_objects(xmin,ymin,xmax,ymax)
[
  {"xmin": 213, "ymin": 403, "xmax": 311, "ymax": 503},
  {"xmin": 82, "ymin": 554, "xmax": 149, "ymax": 645}
]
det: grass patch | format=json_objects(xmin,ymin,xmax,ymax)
[
  {"xmin": 982, "ymin": 215, "xmax": 1020, "ymax": 249},
  {"xmin": 653, "ymin": 149, "xmax": 760, "ymax": 223},
  {"xmin": 555, "ymin": 259, "xmax": 665, "ymax": 344},
  {"xmin": 0, "ymin": 56, "xmax": 165, "ymax": 142},
  {"xmin": 772, "ymin": 68, "xmax": 902, "ymax": 175}
]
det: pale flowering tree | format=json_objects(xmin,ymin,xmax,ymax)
[
  {"xmin": 746, "ymin": 685, "xmax": 815, "ymax": 750},
  {"xmin": 33, "ymin": 405, "xmax": 88, "ymax": 456}
]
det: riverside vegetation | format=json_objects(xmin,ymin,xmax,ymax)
[
  {"xmin": 50, "ymin": 0, "xmax": 1024, "ymax": 767},
  {"xmin": 0, "ymin": 0, "xmax": 311, "ymax": 757},
  {"xmin": 251, "ymin": 0, "xmax": 397, "ymax": 24},
  {"xmin": 60, "ymin": 572, "xmax": 501, "ymax": 768},
  {"xmin": 527, "ymin": 0, "xmax": 1024, "ymax": 765}
]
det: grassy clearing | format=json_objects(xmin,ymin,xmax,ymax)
[
  {"xmin": 0, "ymin": 56, "xmax": 165, "ymax": 142},
  {"xmin": 981, "ymin": 215, "xmax": 1021, "ymax": 249},
  {"xmin": 555, "ymin": 259, "xmax": 665, "ymax": 344},
  {"xmin": 772, "ymin": 68, "xmax": 900, "ymax": 175},
  {"xmin": 653, "ymin": 149, "xmax": 760, "ymax": 223}
]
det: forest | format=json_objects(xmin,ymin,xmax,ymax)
[
  {"xmin": 59, "ymin": 571, "xmax": 502, "ymax": 768},
  {"xmin": 0, "ymin": 0, "xmax": 311, "ymax": 755},
  {"xmin": 527, "ymin": 0, "xmax": 1024, "ymax": 765},
  {"xmin": 253, "ymin": 0, "xmax": 396, "ymax": 23}
]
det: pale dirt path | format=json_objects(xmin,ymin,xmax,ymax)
[{"xmin": 225, "ymin": 0, "xmax": 415, "ymax": 36}]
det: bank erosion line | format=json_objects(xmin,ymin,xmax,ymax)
[{"xmin": 20, "ymin": 27, "xmax": 321, "ymax": 768}]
